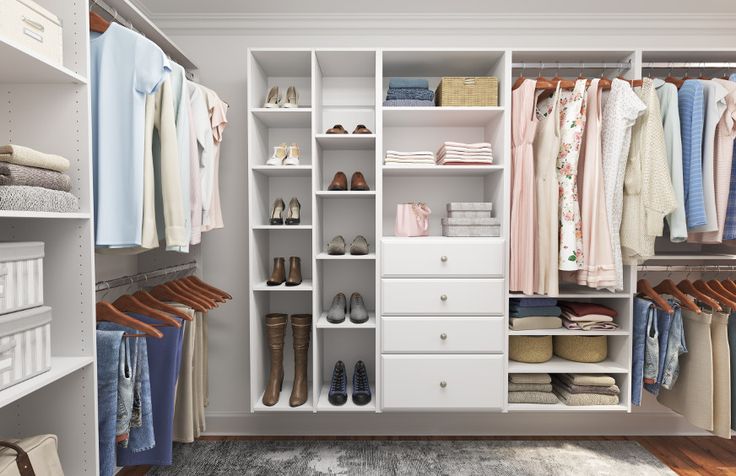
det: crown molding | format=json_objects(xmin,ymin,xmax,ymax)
[{"xmin": 147, "ymin": 12, "xmax": 736, "ymax": 36}]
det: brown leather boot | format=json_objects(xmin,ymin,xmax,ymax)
[
  {"xmin": 286, "ymin": 256, "xmax": 302, "ymax": 286},
  {"xmin": 262, "ymin": 313, "xmax": 287, "ymax": 406},
  {"xmin": 350, "ymin": 171, "xmax": 370, "ymax": 191},
  {"xmin": 267, "ymin": 257, "xmax": 286, "ymax": 286},
  {"xmin": 328, "ymin": 171, "xmax": 348, "ymax": 191},
  {"xmin": 289, "ymin": 314, "xmax": 312, "ymax": 407}
]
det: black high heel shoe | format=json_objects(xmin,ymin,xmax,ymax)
[{"xmin": 269, "ymin": 198, "xmax": 285, "ymax": 225}]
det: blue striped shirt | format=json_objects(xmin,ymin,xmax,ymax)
[
  {"xmin": 723, "ymin": 74, "xmax": 736, "ymax": 240},
  {"xmin": 679, "ymin": 80, "xmax": 707, "ymax": 229}
]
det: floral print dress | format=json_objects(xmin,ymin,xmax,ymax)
[{"xmin": 556, "ymin": 79, "xmax": 588, "ymax": 270}]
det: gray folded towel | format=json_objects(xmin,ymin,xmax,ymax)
[
  {"xmin": 509, "ymin": 373, "xmax": 552, "ymax": 385},
  {"xmin": 389, "ymin": 78, "xmax": 429, "ymax": 89},
  {"xmin": 552, "ymin": 377, "xmax": 620, "ymax": 396},
  {"xmin": 553, "ymin": 384, "xmax": 620, "ymax": 406},
  {"xmin": 386, "ymin": 88, "xmax": 435, "ymax": 101},
  {"xmin": 0, "ymin": 144, "xmax": 70, "ymax": 172},
  {"xmin": 559, "ymin": 373, "xmax": 616, "ymax": 387},
  {"xmin": 383, "ymin": 99, "xmax": 436, "ymax": 107},
  {"xmin": 508, "ymin": 382, "xmax": 553, "ymax": 392},
  {"xmin": 0, "ymin": 163, "xmax": 72, "ymax": 191},
  {"xmin": 0, "ymin": 185, "xmax": 79, "ymax": 212},
  {"xmin": 508, "ymin": 391, "xmax": 559, "ymax": 404}
]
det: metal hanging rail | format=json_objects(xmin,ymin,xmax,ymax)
[
  {"xmin": 642, "ymin": 62, "xmax": 736, "ymax": 69},
  {"xmin": 511, "ymin": 61, "xmax": 632, "ymax": 70},
  {"xmin": 638, "ymin": 264, "xmax": 736, "ymax": 273},
  {"xmin": 95, "ymin": 261, "xmax": 197, "ymax": 292}
]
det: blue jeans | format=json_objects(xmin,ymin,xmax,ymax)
[
  {"xmin": 644, "ymin": 299, "xmax": 680, "ymax": 395},
  {"xmin": 96, "ymin": 329, "xmax": 124, "ymax": 476},
  {"xmin": 661, "ymin": 304, "xmax": 687, "ymax": 390},
  {"xmin": 633, "ymin": 297, "xmax": 655, "ymax": 406}
]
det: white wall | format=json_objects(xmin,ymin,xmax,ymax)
[{"xmin": 164, "ymin": 22, "xmax": 736, "ymax": 434}]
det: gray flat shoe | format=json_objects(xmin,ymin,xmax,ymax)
[
  {"xmin": 349, "ymin": 292, "xmax": 369, "ymax": 324},
  {"xmin": 327, "ymin": 293, "xmax": 347, "ymax": 323},
  {"xmin": 327, "ymin": 235, "xmax": 346, "ymax": 255},
  {"xmin": 350, "ymin": 235, "xmax": 369, "ymax": 255}
]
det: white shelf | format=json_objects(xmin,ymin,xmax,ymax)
[
  {"xmin": 316, "ymin": 312, "xmax": 377, "ymax": 329},
  {"xmin": 316, "ymin": 191, "xmax": 376, "ymax": 198},
  {"xmin": 317, "ymin": 383, "xmax": 376, "ymax": 412},
  {"xmin": 509, "ymin": 291, "xmax": 630, "ymax": 299},
  {"xmin": 382, "ymin": 165, "xmax": 503, "ymax": 176},
  {"xmin": 508, "ymin": 329, "xmax": 629, "ymax": 336},
  {"xmin": 252, "ymin": 225, "xmax": 312, "ymax": 230},
  {"xmin": 0, "ymin": 357, "xmax": 94, "ymax": 409},
  {"xmin": 507, "ymin": 357, "xmax": 628, "ymax": 374},
  {"xmin": 251, "ymin": 108, "xmax": 312, "ymax": 127},
  {"xmin": 316, "ymin": 252, "xmax": 376, "ymax": 260},
  {"xmin": 0, "ymin": 211, "xmax": 90, "ymax": 219},
  {"xmin": 382, "ymin": 107, "xmax": 504, "ymax": 127},
  {"xmin": 253, "ymin": 280, "xmax": 313, "ymax": 291},
  {"xmin": 507, "ymin": 402, "xmax": 628, "ymax": 413},
  {"xmin": 254, "ymin": 382, "xmax": 315, "ymax": 412},
  {"xmin": 252, "ymin": 165, "xmax": 312, "ymax": 177},
  {"xmin": 0, "ymin": 38, "xmax": 86, "ymax": 84},
  {"xmin": 315, "ymin": 134, "xmax": 376, "ymax": 150}
]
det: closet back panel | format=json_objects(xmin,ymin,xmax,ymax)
[
  {"xmin": 319, "ymin": 261, "xmax": 376, "ymax": 313},
  {"xmin": 249, "ymin": 50, "xmax": 312, "ymax": 108},
  {"xmin": 252, "ymin": 230, "xmax": 313, "ymax": 283},
  {"xmin": 320, "ymin": 149, "xmax": 376, "ymax": 191},
  {"xmin": 319, "ymin": 198, "xmax": 375, "ymax": 248},
  {"xmin": 319, "ymin": 330, "xmax": 376, "ymax": 384},
  {"xmin": 35, "ymin": 0, "xmax": 89, "ymax": 76}
]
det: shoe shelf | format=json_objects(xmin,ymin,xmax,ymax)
[
  {"xmin": 252, "ymin": 225, "xmax": 313, "ymax": 230},
  {"xmin": 316, "ymin": 383, "xmax": 377, "ymax": 412},
  {"xmin": 253, "ymin": 280, "xmax": 314, "ymax": 292},
  {"xmin": 250, "ymin": 108, "xmax": 312, "ymax": 127},
  {"xmin": 315, "ymin": 191, "xmax": 376, "ymax": 198},
  {"xmin": 251, "ymin": 165, "xmax": 313, "ymax": 177},
  {"xmin": 316, "ymin": 252, "xmax": 377, "ymax": 260},
  {"xmin": 316, "ymin": 312, "xmax": 377, "ymax": 329},
  {"xmin": 315, "ymin": 134, "xmax": 376, "ymax": 150},
  {"xmin": 253, "ymin": 381, "xmax": 315, "ymax": 412}
]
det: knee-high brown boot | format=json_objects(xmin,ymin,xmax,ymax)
[
  {"xmin": 262, "ymin": 313, "xmax": 287, "ymax": 406},
  {"xmin": 289, "ymin": 314, "xmax": 312, "ymax": 407}
]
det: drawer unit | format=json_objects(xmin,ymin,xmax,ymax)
[
  {"xmin": 382, "ymin": 237, "xmax": 504, "ymax": 277},
  {"xmin": 382, "ymin": 316, "xmax": 504, "ymax": 353},
  {"xmin": 382, "ymin": 279, "xmax": 504, "ymax": 315},
  {"xmin": 382, "ymin": 354, "xmax": 504, "ymax": 410},
  {"xmin": 0, "ymin": 0, "xmax": 63, "ymax": 67}
]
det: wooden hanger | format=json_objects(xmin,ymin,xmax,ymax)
[
  {"xmin": 96, "ymin": 301, "xmax": 163, "ymax": 338},
  {"xmin": 677, "ymin": 278, "xmax": 720, "ymax": 311},
  {"xmin": 150, "ymin": 283, "xmax": 207, "ymax": 312},
  {"xmin": 113, "ymin": 295, "xmax": 181, "ymax": 328},
  {"xmin": 89, "ymin": 11, "xmax": 110, "ymax": 33},
  {"xmin": 617, "ymin": 76, "xmax": 643, "ymax": 88},
  {"xmin": 185, "ymin": 276, "xmax": 232, "ymax": 300},
  {"xmin": 176, "ymin": 278, "xmax": 224, "ymax": 303},
  {"xmin": 696, "ymin": 279, "xmax": 736, "ymax": 310},
  {"xmin": 653, "ymin": 278, "xmax": 700, "ymax": 314},
  {"xmin": 708, "ymin": 279, "xmax": 736, "ymax": 303},
  {"xmin": 167, "ymin": 280, "xmax": 216, "ymax": 309},
  {"xmin": 133, "ymin": 290, "xmax": 193, "ymax": 321},
  {"xmin": 175, "ymin": 280, "xmax": 219, "ymax": 307},
  {"xmin": 637, "ymin": 279, "xmax": 674, "ymax": 313},
  {"xmin": 722, "ymin": 277, "xmax": 736, "ymax": 295}
]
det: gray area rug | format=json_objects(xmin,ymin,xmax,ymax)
[{"xmin": 148, "ymin": 440, "xmax": 675, "ymax": 475}]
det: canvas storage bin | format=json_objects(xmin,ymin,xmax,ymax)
[
  {"xmin": 554, "ymin": 335, "xmax": 608, "ymax": 363},
  {"xmin": 0, "ymin": 242, "xmax": 44, "ymax": 316},
  {"xmin": 509, "ymin": 335, "xmax": 552, "ymax": 363},
  {"xmin": 0, "ymin": 306, "xmax": 51, "ymax": 391},
  {"xmin": 435, "ymin": 77, "xmax": 499, "ymax": 107},
  {"xmin": 442, "ymin": 217, "xmax": 501, "ymax": 237},
  {"xmin": 0, "ymin": 0, "xmax": 63, "ymax": 68},
  {"xmin": 0, "ymin": 434, "xmax": 63, "ymax": 476},
  {"xmin": 446, "ymin": 202, "xmax": 493, "ymax": 218}
]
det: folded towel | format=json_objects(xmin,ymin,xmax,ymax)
[
  {"xmin": 389, "ymin": 78, "xmax": 429, "ymax": 89},
  {"xmin": 552, "ymin": 377, "xmax": 620, "ymax": 396},
  {"xmin": 386, "ymin": 88, "xmax": 435, "ymax": 101},
  {"xmin": 0, "ymin": 144, "xmax": 70, "ymax": 173},
  {"xmin": 508, "ymin": 316, "xmax": 562, "ymax": 331},
  {"xmin": 559, "ymin": 373, "xmax": 616, "ymax": 387},
  {"xmin": 509, "ymin": 373, "xmax": 551, "ymax": 384},
  {"xmin": 383, "ymin": 99, "xmax": 436, "ymax": 107},
  {"xmin": 386, "ymin": 150, "xmax": 435, "ymax": 157},
  {"xmin": 508, "ymin": 391, "xmax": 559, "ymax": 404},
  {"xmin": 511, "ymin": 298, "xmax": 558, "ymax": 307},
  {"xmin": 443, "ymin": 141, "xmax": 493, "ymax": 150},
  {"xmin": 553, "ymin": 384, "xmax": 620, "ymax": 406},
  {"xmin": 510, "ymin": 305, "xmax": 561, "ymax": 317},
  {"xmin": 437, "ymin": 156, "xmax": 494, "ymax": 163},
  {"xmin": 439, "ymin": 147, "xmax": 494, "ymax": 155},
  {"xmin": 0, "ymin": 185, "xmax": 79, "ymax": 212},
  {"xmin": 561, "ymin": 312, "xmax": 613, "ymax": 323},
  {"xmin": 562, "ymin": 318, "xmax": 620, "ymax": 331},
  {"xmin": 508, "ymin": 382, "xmax": 553, "ymax": 392},
  {"xmin": 559, "ymin": 301, "xmax": 617, "ymax": 318},
  {"xmin": 0, "ymin": 163, "xmax": 72, "ymax": 191},
  {"xmin": 385, "ymin": 158, "xmax": 436, "ymax": 165}
]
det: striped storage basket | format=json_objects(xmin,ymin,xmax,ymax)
[
  {"xmin": 0, "ymin": 242, "xmax": 44, "ymax": 316},
  {"xmin": 0, "ymin": 306, "xmax": 52, "ymax": 391},
  {"xmin": 435, "ymin": 77, "xmax": 499, "ymax": 106}
]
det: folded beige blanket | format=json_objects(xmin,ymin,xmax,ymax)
[
  {"xmin": 509, "ymin": 316, "xmax": 562, "ymax": 331},
  {"xmin": 0, "ymin": 144, "xmax": 70, "ymax": 173},
  {"xmin": 553, "ymin": 385, "xmax": 620, "ymax": 406},
  {"xmin": 508, "ymin": 382, "xmax": 553, "ymax": 392},
  {"xmin": 508, "ymin": 391, "xmax": 559, "ymax": 404},
  {"xmin": 0, "ymin": 163, "xmax": 71, "ymax": 191},
  {"xmin": 509, "ymin": 373, "xmax": 551, "ymax": 385},
  {"xmin": 560, "ymin": 373, "xmax": 616, "ymax": 387},
  {"xmin": 552, "ymin": 377, "xmax": 620, "ymax": 396}
]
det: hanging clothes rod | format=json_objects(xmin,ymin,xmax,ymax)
[
  {"xmin": 638, "ymin": 264, "xmax": 736, "ymax": 273},
  {"xmin": 511, "ymin": 61, "xmax": 632, "ymax": 70},
  {"xmin": 90, "ymin": 0, "xmax": 136, "ymax": 31},
  {"xmin": 95, "ymin": 261, "xmax": 197, "ymax": 292},
  {"xmin": 642, "ymin": 62, "xmax": 736, "ymax": 69}
]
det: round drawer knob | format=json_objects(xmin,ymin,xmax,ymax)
[
  {"xmin": 440, "ymin": 381, "xmax": 447, "ymax": 388},
  {"xmin": 440, "ymin": 294, "xmax": 448, "ymax": 302},
  {"xmin": 440, "ymin": 333, "xmax": 448, "ymax": 340},
  {"xmin": 440, "ymin": 255, "xmax": 448, "ymax": 262}
]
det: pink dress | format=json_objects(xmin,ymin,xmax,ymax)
[{"xmin": 510, "ymin": 79, "xmax": 539, "ymax": 294}]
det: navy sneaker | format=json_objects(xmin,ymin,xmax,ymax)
[
  {"xmin": 328, "ymin": 360, "xmax": 347, "ymax": 406},
  {"xmin": 352, "ymin": 360, "xmax": 372, "ymax": 406}
]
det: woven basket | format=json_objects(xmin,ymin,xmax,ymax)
[
  {"xmin": 509, "ymin": 336, "xmax": 553, "ymax": 363},
  {"xmin": 435, "ymin": 77, "xmax": 499, "ymax": 107},
  {"xmin": 554, "ymin": 335, "xmax": 608, "ymax": 363}
]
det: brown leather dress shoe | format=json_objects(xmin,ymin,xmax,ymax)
[
  {"xmin": 328, "ymin": 171, "xmax": 348, "ymax": 191},
  {"xmin": 352, "ymin": 124, "xmax": 372, "ymax": 134},
  {"xmin": 326, "ymin": 124, "xmax": 348, "ymax": 134},
  {"xmin": 350, "ymin": 171, "xmax": 370, "ymax": 191},
  {"xmin": 267, "ymin": 257, "xmax": 286, "ymax": 286}
]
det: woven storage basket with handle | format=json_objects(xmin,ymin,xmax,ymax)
[
  {"xmin": 554, "ymin": 335, "xmax": 608, "ymax": 363},
  {"xmin": 435, "ymin": 77, "xmax": 498, "ymax": 106}
]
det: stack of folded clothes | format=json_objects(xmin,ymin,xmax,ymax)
[
  {"xmin": 509, "ymin": 298, "xmax": 563, "ymax": 331},
  {"xmin": 559, "ymin": 301, "xmax": 619, "ymax": 331},
  {"xmin": 383, "ymin": 78, "xmax": 435, "ymax": 107},
  {"xmin": 552, "ymin": 374, "xmax": 621, "ymax": 406},
  {"xmin": 0, "ymin": 144, "xmax": 79, "ymax": 212},
  {"xmin": 436, "ymin": 142, "xmax": 493, "ymax": 165},
  {"xmin": 384, "ymin": 150, "xmax": 435, "ymax": 166},
  {"xmin": 508, "ymin": 373, "xmax": 559, "ymax": 404}
]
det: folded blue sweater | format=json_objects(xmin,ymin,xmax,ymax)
[
  {"xmin": 386, "ymin": 88, "xmax": 435, "ymax": 101},
  {"xmin": 510, "ymin": 298, "xmax": 558, "ymax": 307},
  {"xmin": 509, "ymin": 305, "xmax": 562, "ymax": 317},
  {"xmin": 389, "ymin": 78, "xmax": 429, "ymax": 89}
]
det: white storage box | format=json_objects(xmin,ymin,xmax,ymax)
[
  {"xmin": 0, "ymin": 242, "xmax": 44, "ymax": 316},
  {"xmin": 442, "ymin": 217, "xmax": 501, "ymax": 237},
  {"xmin": 0, "ymin": 306, "xmax": 51, "ymax": 391},
  {"xmin": 0, "ymin": 0, "xmax": 63, "ymax": 67}
]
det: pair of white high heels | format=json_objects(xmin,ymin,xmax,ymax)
[
  {"xmin": 264, "ymin": 86, "xmax": 298, "ymax": 108},
  {"xmin": 267, "ymin": 143, "xmax": 300, "ymax": 166}
]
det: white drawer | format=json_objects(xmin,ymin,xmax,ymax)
[
  {"xmin": 382, "ymin": 316, "xmax": 504, "ymax": 353},
  {"xmin": 382, "ymin": 279, "xmax": 504, "ymax": 315},
  {"xmin": 382, "ymin": 237, "xmax": 504, "ymax": 277},
  {"xmin": 382, "ymin": 355, "xmax": 504, "ymax": 410}
]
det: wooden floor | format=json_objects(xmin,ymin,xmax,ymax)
[{"xmin": 119, "ymin": 435, "xmax": 736, "ymax": 475}]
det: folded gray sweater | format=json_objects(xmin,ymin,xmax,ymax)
[
  {"xmin": 0, "ymin": 163, "xmax": 71, "ymax": 191},
  {"xmin": 553, "ymin": 384, "xmax": 620, "ymax": 406},
  {"xmin": 552, "ymin": 377, "xmax": 620, "ymax": 396},
  {"xmin": 0, "ymin": 185, "xmax": 79, "ymax": 212}
]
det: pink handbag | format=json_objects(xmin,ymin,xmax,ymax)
[{"xmin": 395, "ymin": 202, "xmax": 431, "ymax": 237}]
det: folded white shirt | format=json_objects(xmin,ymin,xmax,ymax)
[{"xmin": 386, "ymin": 150, "xmax": 435, "ymax": 156}]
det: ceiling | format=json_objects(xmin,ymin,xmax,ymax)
[{"xmin": 138, "ymin": 0, "xmax": 736, "ymax": 15}]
